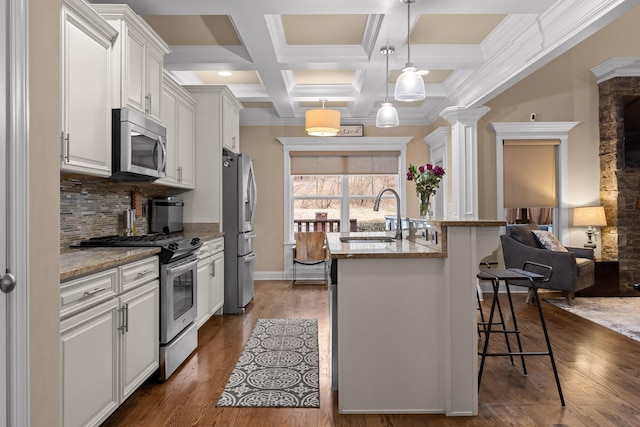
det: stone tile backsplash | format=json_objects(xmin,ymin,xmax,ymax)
[{"xmin": 60, "ymin": 174, "xmax": 174, "ymax": 249}]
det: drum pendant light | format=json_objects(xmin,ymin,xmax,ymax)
[
  {"xmin": 394, "ymin": 0, "xmax": 426, "ymax": 102},
  {"xmin": 305, "ymin": 99, "xmax": 340, "ymax": 136},
  {"xmin": 376, "ymin": 46, "xmax": 399, "ymax": 128}
]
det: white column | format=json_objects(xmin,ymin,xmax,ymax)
[{"xmin": 440, "ymin": 106, "xmax": 490, "ymax": 220}]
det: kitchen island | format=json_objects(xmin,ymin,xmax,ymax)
[{"xmin": 327, "ymin": 219, "xmax": 504, "ymax": 416}]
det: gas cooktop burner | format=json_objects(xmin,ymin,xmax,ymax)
[{"xmin": 77, "ymin": 234, "xmax": 202, "ymax": 264}]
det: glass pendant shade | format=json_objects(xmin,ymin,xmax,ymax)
[
  {"xmin": 394, "ymin": 66, "xmax": 425, "ymax": 102},
  {"xmin": 305, "ymin": 108, "xmax": 340, "ymax": 136},
  {"xmin": 376, "ymin": 102, "xmax": 399, "ymax": 127}
]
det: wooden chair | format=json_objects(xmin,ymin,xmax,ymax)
[{"xmin": 292, "ymin": 231, "xmax": 330, "ymax": 286}]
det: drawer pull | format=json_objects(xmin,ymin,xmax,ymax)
[
  {"xmin": 136, "ymin": 270, "xmax": 152, "ymax": 278},
  {"xmin": 83, "ymin": 287, "xmax": 106, "ymax": 297}
]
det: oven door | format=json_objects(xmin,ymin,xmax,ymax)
[{"xmin": 160, "ymin": 255, "xmax": 198, "ymax": 344}]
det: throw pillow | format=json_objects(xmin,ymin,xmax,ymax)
[
  {"xmin": 532, "ymin": 230, "xmax": 568, "ymax": 252},
  {"xmin": 508, "ymin": 224, "xmax": 541, "ymax": 248}
]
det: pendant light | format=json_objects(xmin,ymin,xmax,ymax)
[
  {"xmin": 376, "ymin": 46, "xmax": 399, "ymax": 128},
  {"xmin": 305, "ymin": 99, "xmax": 340, "ymax": 136},
  {"xmin": 394, "ymin": 0, "xmax": 426, "ymax": 102}
]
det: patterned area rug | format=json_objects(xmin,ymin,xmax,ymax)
[
  {"xmin": 545, "ymin": 297, "xmax": 640, "ymax": 342},
  {"xmin": 216, "ymin": 318, "xmax": 320, "ymax": 408}
]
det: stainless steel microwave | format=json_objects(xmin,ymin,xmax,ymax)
[{"xmin": 111, "ymin": 108, "xmax": 167, "ymax": 181}]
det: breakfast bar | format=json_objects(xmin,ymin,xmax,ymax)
[{"xmin": 327, "ymin": 219, "xmax": 504, "ymax": 416}]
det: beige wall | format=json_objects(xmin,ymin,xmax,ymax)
[
  {"xmin": 239, "ymin": 124, "xmax": 431, "ymax": 272},
  {"xmin": 477, "ymin": 3, "xmax": 640, "ymax": 248},
  {"xmin": 29, "ymin": 0, "xmax": 61, "ymax": 424}
]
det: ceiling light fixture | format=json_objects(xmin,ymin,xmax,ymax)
[
  {"xmin": 305, "ymin": 99, "xmax": 340, "ymax": 136},
  {"xmin": 376, "ymin": 46, "xmax": 400, "ymax": 128},
  {"xmin": 394, "ymin": 0, "xmax": 426, "ymax": 102}
]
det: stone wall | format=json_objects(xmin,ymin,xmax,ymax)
[
  {"xmin": 60, "ymin": 174, "xmax": 172, "ymax": 248},
  {"xmin": 598, "ymin": 77, "xmax": 640, "ymax": 294}
]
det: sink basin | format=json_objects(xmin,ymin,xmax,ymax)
[{"xmin": 339, "ymin": 236, "xmax": 395, "ymax": 243}]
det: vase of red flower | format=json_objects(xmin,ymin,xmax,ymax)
[{"xmin": 407, "ymin": 163, "xmax": 446, "ymax": 220}]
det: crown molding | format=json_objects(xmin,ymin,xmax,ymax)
[{"xmin": 591, "ymin": 57, "xmax": 640, "ymax": 83}]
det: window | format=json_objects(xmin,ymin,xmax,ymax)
[
  {"xmin": 503, "ymin": 140, "xmax": 558, "ymax": 228},
  {"xmin": 291, "ymin": 174, "xmax": 399, "ymax": 235}
]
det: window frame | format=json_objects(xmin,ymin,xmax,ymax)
[
  {"xmin": 291, "ymin": 174, "xmax": 400, "ymax": 234},
  {"xmin": 278, "ymin": 137, "xmax": 412, "ymax": 278}
]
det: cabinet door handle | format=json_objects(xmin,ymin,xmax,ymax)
[
  {"xmin": 145, "ymin": 94, "xmax": 150, "ymax": 114},
  {"xmin": 61, "ymin": 132, "xmax": 70, "ymax": 162},
  {"xmin": 84, "ymin": 287, "xmax": 106, "ymax": 297},
  {"xmin": 178, "ymin": 166, "xmax": 183, "ymax": 183},
  {"xmin": 123, "ymin": 303, "xmax": 129, "ymax": 333},
  {"xmin": 117, "ymin": 305, "xmax": 125, "ymax": 333},
  {"xmin": 117, "ymin": 303, "xmax": 129, "ymax": 334},
  {"xmin": 210, "ymin": 260, "xmax": 215, "ymax": 277}
]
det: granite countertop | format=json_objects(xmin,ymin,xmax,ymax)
[
  {"xmin": 60, "ymin": 247, "xmax": 161, "ymax": 282},
  {"xmin": 410, "ymin": 218, "xmax": 506, "ymax": 227},
  {"xmin": 60, "ymin": 229, "xmax": 224, "ymax": 282},
  {"xmin": 327, "ymin": 232, "xmax": 445, "ymax": 259}
]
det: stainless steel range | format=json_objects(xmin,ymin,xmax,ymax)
[{"xmin": 78, "ymin": 233, "xmax": 202, "ymax": 380}]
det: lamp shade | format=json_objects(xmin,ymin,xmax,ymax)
[
  {"xmin": 573, "ymin": 206, "xmax": 607, "ymax": 226},
  {"xmin": 394, "ymin": 66, "xmax": 425, "ymax": 102},
  {"xmin": 376, "ymin": 102, "xmax": 399, "ymax": 128},
  {"xmin": 305, "ymin": 108, "xmax": 340, "ymax": 136}
]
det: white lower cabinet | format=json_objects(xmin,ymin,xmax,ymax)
[
  {"xmin": 196, "ymin": 238, "xmax": 224, "ymax": 328},
  {"xmin": 119, "ymin": 281, "xmax": 159, "ymax": 401},
  {"xmin": 60, "ymin": 256, "xmax": 159, "ymax": 427},
  {"xmin": 61, "ymin": 298, "xmax": 120, "ymax": 427},
  {"xmin": 196, "ymin": 254, "xmax": 212, "ymax": 328}
]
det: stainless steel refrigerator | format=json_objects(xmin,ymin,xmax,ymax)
[{"xmin": 222, "ymin": 149, "xmax": 257, "ymax": 314}]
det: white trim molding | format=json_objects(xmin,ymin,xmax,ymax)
[
  {"xmin": 591, "ymin": 57, "xmax": 640, "ymax": 83},
  {"xmin": 424, "ymin": 127, "xmax": 449, "ymax": 219},
  {"xmin": 490, "ymin": 121, "xmax": 579, "ymax": 242},
  {"xmin": 440, "ymin": 106, "xmax": 491, "ymax": 220},
  {"xmin": 5, "ymin": 0, "xmax": 30, "ymax": 424},
  {"xmin": 276, "ymin": 136, "xmax": 412, "ymax": 279}
]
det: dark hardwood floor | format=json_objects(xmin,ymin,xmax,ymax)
[{"xmin": 102, "ymin": 280, "xmax": 640, "ymax": 426}]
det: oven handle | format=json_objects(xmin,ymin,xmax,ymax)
[
  {"xmin": 164, "ymin": 256, "xmax": 198, "ymax": 275},
  {"xmin": 244, "ymin": 253, "xmax": 256, "ymax": 263}
]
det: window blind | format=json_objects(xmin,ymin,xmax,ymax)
[
  {"xmin": 503, "ymin": 140, "xmax": 559, "ymax": 208},
  {"xmin": 290, "ymin": 151, "xmax": 400, "ymax": 175}
]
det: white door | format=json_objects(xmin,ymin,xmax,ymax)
[{"xmin": 2, "ymin": 0, "xmax": 29, "ymax": 425}]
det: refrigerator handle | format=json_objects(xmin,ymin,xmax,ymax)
[
  {"xmin": 248, "ymin": 165, "xmax": 257, "ymax": 228},
  {"xmin": 244, "ymin": 232, "xmax": 257, "ymax": 240},
  {"xmin": 244, "ymin": 253, "xmax": 257, "ymax": 262}
]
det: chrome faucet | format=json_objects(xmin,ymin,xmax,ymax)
[{"xmin": 373, "ymin": 188, "xmax": 403, "ymax": 240}]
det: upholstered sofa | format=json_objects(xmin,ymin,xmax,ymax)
[{"xmin": 500, "ymin": 224, "xmax": 595, "ymax": 304}]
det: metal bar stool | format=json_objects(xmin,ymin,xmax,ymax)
[
  {"xmin": 476, "ymin": 261, "xmax": 565, "ymax": 407},
  {"xmin": 477, "ymin": 273, "xmax": 517, "ymax": 366}
]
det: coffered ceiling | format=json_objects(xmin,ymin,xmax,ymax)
[{"xmin": 88, "ymin": 0, "xmax": 639, "ymax": 126}]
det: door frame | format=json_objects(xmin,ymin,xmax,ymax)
[{"xmin": 3, "ymin": 0, "xmax": 30, "ymax": 425}]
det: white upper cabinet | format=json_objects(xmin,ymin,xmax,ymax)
[
  {"xmin": 222, "ymin": 92, "xmax": 241, "ymax": 153},
  {"xmin": 91, "ymin": 3, "xmax": 170, "ymax": 124},
  {"xmin": 182, "ymin": 86, "xmax": 242, "ymax": 224},
  {"xmin": 157, "ymin": 72, "xmax": 197, "ymax": 189},
  {"xmin": 60, "ymin": 0, "xmax": 118, "ymax": 177}
]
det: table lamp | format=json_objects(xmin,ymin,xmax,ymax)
[{"xmin": 573, "ymin": 206, "xmax": 607, "ymax": 248}]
